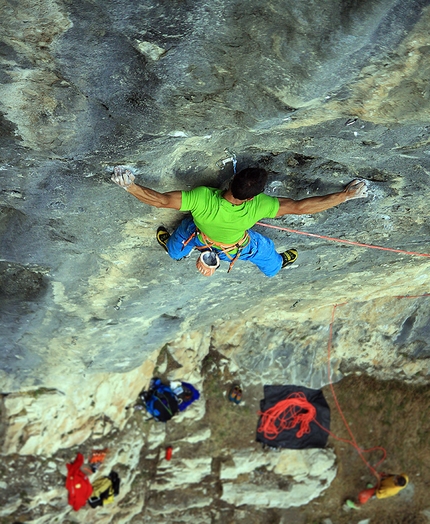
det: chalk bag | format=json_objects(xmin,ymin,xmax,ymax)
[{"xmin": 196, "ymin": 250, "xmax": 220, "ymax": 277}]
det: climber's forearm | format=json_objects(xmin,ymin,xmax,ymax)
[
  {"xmin": 127, "ymin": 183, "xmax": 182, "ymax": 210},
  {"xmin": 275, "ymin": 179, "xmax": 368, "ymax": 217},
  {"xmin": 276, "ymin": 192, "xmax": 347, "ymax": 216}
]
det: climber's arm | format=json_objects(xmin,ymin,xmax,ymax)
[
  {"xmin": 127, "ymin": 184, "xmax": 182, "ymax": 209},
  {"xmin": 276, "ymin": 179, "xmax": 368, "ymax": 217},
  {"xmin": 276, "ymin": 193, "xmax": 347, "ymax": 216},
  {"xmin": 111, "ymin": 168, "xmax": 182, "ymax": 209}
]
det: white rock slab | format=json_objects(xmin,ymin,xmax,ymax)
[
  {"xmin": 220, "ymin": 448, "xmax": 337, "ymax": 509},
  {"xmin": 151, "ymin": 456, "xmax": 212, "ymax": 491}
]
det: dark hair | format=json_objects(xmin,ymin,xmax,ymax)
[
  {"xmin": 396, "ymin": 476, "xmax": 407, "ymax": 487},
  {"xmin": 230, "ymin": 167, "xmax": 268, "ymax": 200}
]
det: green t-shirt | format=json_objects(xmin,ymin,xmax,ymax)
[{"xmin": 180, "ymin": 187, "xmax": 280, "ymax": 244}]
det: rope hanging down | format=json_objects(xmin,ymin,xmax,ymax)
[
  {"xmin": 258, "ymin": 293, "xmax": 429, "ymax": 482},
  {"xmin": 323, "ymin": 294, "xmax": 430, "ymax": 476},
  {"xmin": 324, "ymin": 304, "xmax": 386, "ymax": 480},
  {"xmin": 256, "ymin": 222, "xmax": 430, "ymax": 258},
  {"xmin": 257, "ymin": 303, "xmax": 387, "ymax": 481},
  {"xmin": 261, "ymin": 295, "xmax": 427, "ymax": 478}
]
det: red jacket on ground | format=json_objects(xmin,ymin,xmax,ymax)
[{"xmin": 65, "ymin": 452, "xmax": 93, "ymax": 510}]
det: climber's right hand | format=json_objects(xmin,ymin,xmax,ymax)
[{"xmin": 111, "ymin": 166, "xmax": 135, "ymax": 190}]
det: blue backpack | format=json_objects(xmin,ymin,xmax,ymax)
[{"xmin": 140, "ymin": 378, "xmax": 179, "ymax": 422}]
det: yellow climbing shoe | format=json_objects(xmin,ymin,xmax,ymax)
[
  {"xmin": 156, "ymin": 226, "xmax": 170, "ymax": 253},
  {"xmin": 281, "ymin": 249, "xmax": 298, "ymax": 268}
]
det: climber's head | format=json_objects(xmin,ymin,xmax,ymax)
[
  {"xmin": 395, "ymin": 475, "xmax": 408, "ymax": 487},
  {"xmin": 231, "ymin": 167, "xmax": 268, "ymax": 200}
]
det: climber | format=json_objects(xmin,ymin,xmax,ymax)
[
  {"xmin": 111, "ymin": 166, "xmax": 368, "ymax": 277},
  {"xmin": 346, "ymin": 473, "xmax": 409, "ymax": 509}
]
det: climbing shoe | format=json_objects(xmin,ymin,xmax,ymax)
[
  {"xmin": 281, "ymin": 249, "xmax": 298, "ymax": 268},
  {"xmin": 156, "ymin": 226, "xmax": 170, "ymax": 253}
]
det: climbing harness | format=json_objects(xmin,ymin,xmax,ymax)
[
  {"xmin": 183, "ymin": 228, "xmax": 250, "ymax": 274},
  {"xmin": 186, "ymin": 151, "xmax": 244, "ymax": 276}
]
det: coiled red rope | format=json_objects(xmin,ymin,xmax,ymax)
[
  {"xmin": 257, "ymin": 392, "xmax": 317, "ymax": 439},
  {"xmin": 256, "ymin": 222, "xmax": 430, "ymax": 258}
]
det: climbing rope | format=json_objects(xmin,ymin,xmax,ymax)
[
  {"xmin": 254, "ymin": 286, "xmax": 430, "ymax": 502},
  {"xmin": 321, "ymin": 303, "xmax": 386, "ymax": 481},
  {"xmin": 257, "ymin": 303, "xmax": 386, "ymax": 481},
  {"xmin": 256, "ymin": 222, "xmax": 430, "ymax": 258},
  {"xmin": 260, "ymin": 294, "xmax": 429, "ymax": 481},
  {"xmin": 257, "ymin": 392, "xmax": 317, "ymax": 440},
  {"xmin": 322, "ymin": 293, "xmax": 430, "ymax": 479}
]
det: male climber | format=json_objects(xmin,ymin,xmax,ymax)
[{"xmin": 111, "ymin": 166, "xmax": 367, "ymax": 277}]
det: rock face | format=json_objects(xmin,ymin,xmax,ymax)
[
  {"xmin": 219, "ymin": 448, "xmax": 336, "ymax": 508},
  {"xmin": 0, "ymin": 0, "xmax": 430, "ymax": 521}
]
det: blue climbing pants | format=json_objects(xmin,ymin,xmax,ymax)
[{"xmin": 166, "ymin": 216, "xmax": 283, "ymax": 277}]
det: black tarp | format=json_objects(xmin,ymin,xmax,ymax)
[{"xmin": 256, "ymin": 385, "xmax": 330, "ymax": 449}]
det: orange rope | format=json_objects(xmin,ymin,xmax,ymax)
[
  {"xmin": 257, "ymin": 392, "xmax": 317, "ymax": 439},
  {"xmin": 324, "ymin": 304, "xmax": 385, "ymax": 481},
  {"xmin": 393, "ymin": 293, "xmax": 430, "ymax": 299},
  {"xmin": 322, "ymin": 294, "xmax": 429, "ymax": 478},
  {"xmin": 256, "ymin": 222, "xmax": 430, "ymax": 258}
]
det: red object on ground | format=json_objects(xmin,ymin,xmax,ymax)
[
  {"xmin": 89, "ymin": 448, "xmax": 108, "ymax": 464},
  {"xmin": 65, "ymin": 452, "xmax": 93, "ymax": 510},
  {"xmin": 358, "ymin": 487, "xmax": 376, "ymax": 505},
  {"xmin": 165, "ymin": 446, "xmax": 173, "ymax": 461}
]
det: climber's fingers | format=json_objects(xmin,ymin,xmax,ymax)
[{"xmin": 111, "ymin": 167, "xmax": 135, "ymax": 190}]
